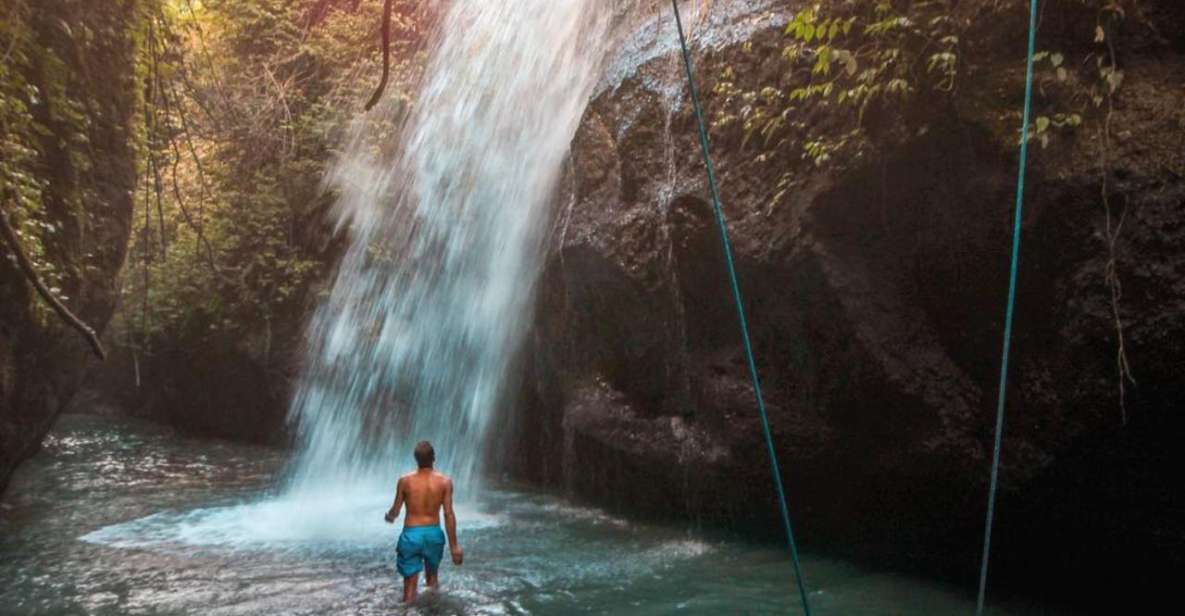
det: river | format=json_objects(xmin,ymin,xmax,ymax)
[{"xmin": 0, "ymin": 414, "xmax": 1068, "ymax": 615}]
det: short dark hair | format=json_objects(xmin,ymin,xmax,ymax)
[{"xmin": 414, "ymin": 441, "xmax": 435, "ymax": 468}]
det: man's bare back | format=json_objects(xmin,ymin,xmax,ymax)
[
  {"xmin": 390, "ymin": 469, "xmax": 452, "ymax": 526},
  {"xmin": 384, "ymin": 441, "xmax": 463, "ymax": 603}
]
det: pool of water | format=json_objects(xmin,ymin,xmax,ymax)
[{"xmin": 0, "ymin": 415, "xmax": 1066, "ymax": 615}]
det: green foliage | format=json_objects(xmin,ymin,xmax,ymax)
[
  {"xmin": 0, "ymin": 3, "xmax": 52, "ymax": 289},
  {"xmin": 116, "ymin": 0, "xmax": 428, "ymax": 350},
  {"xmin": 715, "ymin": 0, "xmax": 963, "ymax": 168},
  {"xmin": 1, "ymin": 0, "xmax": 132, "ymax": 314},
  {"xmin": 711, "ymin": 0, "xmax": 1136, "ymax": 211},
  {"xmin": 1023, "ymin": 1, "xmax": 1126, "ymax": 148}
]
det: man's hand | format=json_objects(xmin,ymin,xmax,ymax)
[
  {"xmin": 384, "ymin": 509, "xmax": 396, "ymax": 524},
  {"xmin": 450, "ymin": 545, "xmax": 464, "ymax": 566}
]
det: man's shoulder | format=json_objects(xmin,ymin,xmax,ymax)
[{"xmin": 431, "ymin": 471, "xmax": 452, "ymax": 484}]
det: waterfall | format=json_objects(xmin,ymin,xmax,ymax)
[{"xmin": 282, "ymin": 0, "xmax": 616, "ymax": 502}]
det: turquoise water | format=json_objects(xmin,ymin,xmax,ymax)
[{"xmin": 0, "ymin": 414, "xmax": 1069, "ymax": 615}]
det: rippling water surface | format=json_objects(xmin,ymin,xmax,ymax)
[{"xmin": 0, "ymin": 415, "xmax": 1066, "ymax": 615}]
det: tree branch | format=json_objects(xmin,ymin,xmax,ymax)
[
  {"xmin": 0, "ymin": 204, "xmax": 107, "ymax": 360},
  {"xmin": 364, "ymin": 0, "xmax": 394, "ymax": 111}
]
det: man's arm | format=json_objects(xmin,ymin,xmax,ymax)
[
  {"xmin": 443, "ymin": 478, "xmax": 463, "ymax": 565},
  {"xmin": 384, "ymin": 477, "xmax": 405, "ymax": 524}
]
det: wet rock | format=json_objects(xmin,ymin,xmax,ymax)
[
  {"xmin": 0, "ymin": 1, "xmax": 140, "ymax": 494},
  {"xmin": 509, "ymin": 0, "xmax": 1185, "ymax": 607}
]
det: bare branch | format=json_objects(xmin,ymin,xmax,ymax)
[
  {"xmin": 156, "ymin": 65, "xmax": 225, "ymax": 280},
  {"xmin": 365, "ymin": 0, "xmax": 395, "ymax": 110},
  {"xmin": 0, "ymin": 203, "xmax": 107, "ymax": 360}
]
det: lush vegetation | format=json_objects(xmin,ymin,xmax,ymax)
[
  {"xmin": 1, "ymin": 0, "xmax": 102, "ymax": 308},
  {"xmin": 115, "ymin": 0, "xmax": 428, "ymax": 359},
  {"xmin": 1, "ymin": 0, "xmax": 142, "ymax": 335},
  {"xmin": 2, "ymin": 0, "xmax": 428, "ymax": 352},
  {"xmin": 0, "ymin": 3, "xmax": 49, "ymax": 281},
  {"xmin": 713, "ymin": 0, "xmax": 1133, "ymax": 181}
]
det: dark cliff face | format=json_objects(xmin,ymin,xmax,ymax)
[
  {"xmin": 507, "ymin": 0, "xmax": 1184, "ymax": 608},
  {"xmin": 0, "ymin": 0, "xmax": 139, "ymax": 493},
  {"xmin": 81, "ymin": 312, "xmax": 309, "ymax": 445}
]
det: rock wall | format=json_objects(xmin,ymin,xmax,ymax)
[
  {"xmin": 0, "ymin": 1, "xmax": 140, "ymax": 493},
  {"xmin": 506, "ymin": 0, "xmax": 1185, "ymax": 608},
  {"xmin": 82, "ymin": 309, "xmax": 308, "ymax": 445}
]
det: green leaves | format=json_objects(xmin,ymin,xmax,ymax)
[
  {"xmin": 719, "ymin": 0, "xmax": 1113, "ymax": 200},
  {"xmin": 812, "ymin": 45, "xmax": 832, "ymax": 75},
  {"xmin": 840, "ymin": 49, "xmax": 859, "ymax": 76},
  {"xmin": 1101, "ymin": 66, "xmax": 1124, "ymax": 94},
  {"xmin": 927, "ymin": 51, "xmax": 956, "ymax": 73},
  {"xmin": 736, "ymin": 0, "xmax": 966, "ymax": 172},
  {"xmin": 115, "ymin": 0, "xmax": 424, "ymax": 345},
  {"xmin": 785, "ymin": 7, "xmax": 853, "ymax": 45},
  {"xmin": 1027, "ymin": 113, "xmax": 1083, "ymax": 148}
]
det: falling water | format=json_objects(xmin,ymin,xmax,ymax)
[{"xmin": 283, "ymin": 0, "xmax": 617, "ymax": 502}]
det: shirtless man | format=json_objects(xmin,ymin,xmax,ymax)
[{"xmin": 384, "ymin": 441, "xmax": 464, "ymax": 602}]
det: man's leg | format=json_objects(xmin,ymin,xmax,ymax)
[
  {"xmin": 423, "ymin": 528, "xmax": 445, "ymax": 591},
  {"xmin": 402, "ymin": 573, "xmax": 419, "ymax": 603}
]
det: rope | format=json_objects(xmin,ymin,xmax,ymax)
[
  {"xmin": 976, "ymin": 1, "xmax": 1040, "ymax": 614},
  {"xmin": 669, "ymin": 3, "xmax": 812, "ymax": 614}
]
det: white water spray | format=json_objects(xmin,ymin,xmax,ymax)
[{"xmin": 283, "ymin": 0, "xmax": 616, "ymax": 504}]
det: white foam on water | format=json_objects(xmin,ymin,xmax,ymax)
[
  {"xmin": 538, "ymin": 501, "xmax": 633, "ymax": 529},
  {"xmin": 82, "ymin": 498, "xmax": 504, "ymax": 551}
]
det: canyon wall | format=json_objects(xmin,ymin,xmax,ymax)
[{"xmin": 0, "ymin": 0, "xmax": 140, "ymax": 492}]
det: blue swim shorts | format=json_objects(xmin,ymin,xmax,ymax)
[{"xmin": 396, "ymin": 524, "xmax": 446, "ymax": 578}]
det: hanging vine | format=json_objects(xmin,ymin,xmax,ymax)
[{"xmin": 1094, "ymin": 4, "xmax": 1136, "ymax": 425}]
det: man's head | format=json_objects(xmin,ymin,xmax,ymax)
[{"xmin": 414, "ymin": 441, "xmax": 435, "ymax": 468}]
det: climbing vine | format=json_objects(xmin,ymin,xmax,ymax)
[{"xmin": 1092, "ymin": 2, "xmax": 1136, "ymax": 425}]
